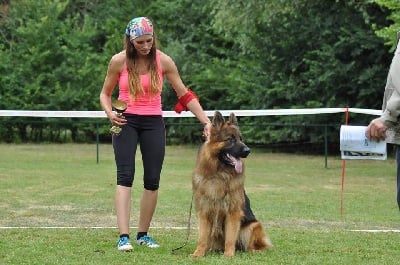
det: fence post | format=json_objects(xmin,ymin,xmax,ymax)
[
  {"xmin": 324, "ymin": 125, "xmax": 328, "ymax": 168},
  {"xmin": 96, "ymin": 122, "xmax": 99, "ymax": 164}
]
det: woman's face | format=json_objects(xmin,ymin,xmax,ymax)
[{"xmin": 132, "ymin": 35, "xmax": 154, "ymax": 56}]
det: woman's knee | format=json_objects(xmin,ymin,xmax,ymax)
[
  {"xmin": 116, "ymin": 166, "xmax": 134, "ymax": 187},
  {"xmin": 143, "ymin": 176, "xmax": 160, "ymax": 191},
  {"xmin": 144, "ymin": 182, "xmax": 159, "ymax": 191}
]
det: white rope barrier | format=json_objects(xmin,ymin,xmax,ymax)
[{"xmin": 0, "ymin": 108, "xmax": 382, "ymax": 118}]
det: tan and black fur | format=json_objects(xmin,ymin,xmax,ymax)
[{"xmin": 191, "ymin": 111, "xmax": 272, "ymax": 258}]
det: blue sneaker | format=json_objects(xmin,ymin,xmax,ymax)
[
  {"xmin": 117, "ymin": 236, "xmax": 133, "ymax": 251},
  {"xmin": 135, "ymin": 235, "xmax": 159, "ymax": 248}
]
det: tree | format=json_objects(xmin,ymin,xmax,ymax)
[
  {"xmin": 0, "ymin": 0, "xmax": 395, "ymax": 149},
  {"xmin": 0, "ymin": 0, "xmax": 163, "ymax": 142},
  {"xmin": 372, "ymin": 0, "xmax": 400, "ymax": 49},
  {"xmin": 207, "ymin": 0, "xmax": 391, "ymax": 145}
]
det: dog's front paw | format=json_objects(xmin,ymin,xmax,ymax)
[
  {"xmin": 223, "ymin": 250, "xmax": 235, "ymax": 257},
  {"xmin": 190, "ymin": 248, "xmax": 206, "ymax": 259},
  {"xmin": 190, "ymin": 250, "xmax": 205, "ymax": 258}
]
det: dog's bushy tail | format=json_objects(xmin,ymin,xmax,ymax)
[{"xmin": 237, "ymin": 221, "xmax": 273, "ymax": 251}]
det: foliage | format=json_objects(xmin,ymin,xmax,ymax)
[
  {"xmin": 209, "ymin": 0, "xmax": 392, "ymax": 144},
  {"xmin": 372, "ymin": 0, "xmax": 400, "ymax": 49},
  {"xmin": 0, "ymin": 0, "xmax": 398, "ymax": 146},
  {"xmin": 0, "ymin": 0, "xmax": 149, "ymax": 142}
]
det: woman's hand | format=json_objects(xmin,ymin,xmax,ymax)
[
  {"xmin": 203, "ymin": 122, "xmax": 211, "ymax": 138},
  {"xmin": 107, "ymin": 111, "xmax": 127, "ymax": 127}
]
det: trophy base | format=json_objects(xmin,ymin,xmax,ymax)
[{"xmin": 110, "ymin": 126, "xmax": 122, "ymax": 135}]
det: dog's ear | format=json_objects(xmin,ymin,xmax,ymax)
[
  {"xmin": 228, "ymin": 112, "xmax": 238, "ymax": 126},
  {"xmin": 212, "ymin": 111, "xmax": 225, "ymax": 128}
]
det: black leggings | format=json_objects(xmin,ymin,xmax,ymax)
[{"xmin": 112, "ymin": 114, "xmax": 165, "ymax": 190}]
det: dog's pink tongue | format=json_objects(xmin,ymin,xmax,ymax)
[{"xmin": 234, "ymin": 159, "xmax": 243, "ymax": 173}]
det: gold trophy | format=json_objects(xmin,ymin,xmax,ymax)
[{"xmin": 110, "ymin": 100, "xmax": 127, "ymax": 135}]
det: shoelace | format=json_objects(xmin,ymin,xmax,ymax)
[
  {"xmin": 119, "ymin": 237, "xmax": 130, "ymax": 245},
  {"xmin": 141, "ymin": 236, "xmax": 157, "ymax": 245}
]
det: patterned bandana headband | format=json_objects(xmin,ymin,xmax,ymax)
[{"xmin": 125, "ymin": 17, "xmax": 154, "ymax": 41}]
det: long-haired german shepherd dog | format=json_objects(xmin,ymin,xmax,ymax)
[{"xmin": 191, "ymin": 111, "xmax": 272, "ymax": 258}]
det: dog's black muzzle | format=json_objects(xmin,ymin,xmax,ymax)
[
  {"xmin": 240, "ymin": 145, "xmax": 250, "ymax": 158},
  {"xmin": 219, "ymin": 143, "xmax": 250, "ymax": 168}
]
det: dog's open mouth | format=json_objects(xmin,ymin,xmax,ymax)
[{"xmin": 222, "ymin": 153, "xmax": 243, "ymax": 173}]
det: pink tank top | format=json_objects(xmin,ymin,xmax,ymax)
[{"xmin": 118, "ymin": 50, "xmax": 164, "ymax": 115}]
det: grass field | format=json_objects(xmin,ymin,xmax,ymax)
[{"xmin": 0, "ymin": 143, "xmax": 400, "ymax": 265}]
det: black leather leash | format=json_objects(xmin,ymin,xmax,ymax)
[{"xmin": 171, "ymin": 194, "xmax": 193, "ymax": 254}]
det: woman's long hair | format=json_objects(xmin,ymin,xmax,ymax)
[{"xmin": 124, "ymin": 34, "xmax": 161, "ymax": 100}]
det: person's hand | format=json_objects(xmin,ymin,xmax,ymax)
[
  {"xmin": 107, "ymin": 111, "xmax": 127, "ymax": 127},
  {"xmin": 203, "ymin": 122, "xmax": 211, "ymax": 138},
  {"xmin": 366, "ymin": 117, "xmax": 387, "ymax": 141}
]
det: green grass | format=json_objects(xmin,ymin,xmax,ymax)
[{"xmin": 0, "ymin": 144, "xmax": 400, "ymax": 264}]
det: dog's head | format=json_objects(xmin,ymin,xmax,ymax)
[{"xmin": 210, "ymin": 111, "xmax": 250, "ymax": 173}]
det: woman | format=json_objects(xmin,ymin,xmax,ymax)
[{"xmin": 99, "ymin": 17, "xmax": 211, "ymax": 251}]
